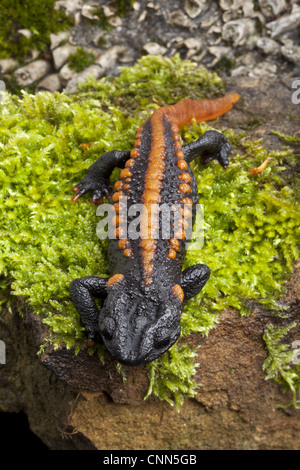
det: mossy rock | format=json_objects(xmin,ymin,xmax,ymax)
[
  {"xmin": 0, "ymin": 55, "xmax": 299, "ymax": 408},
  {"xmin": 0, "ymin": 0, "xmax": 72, "ymax": 61}
]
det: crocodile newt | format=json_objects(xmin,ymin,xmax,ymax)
[{"xmin": 70, "ymin": 93, "xmax": 239, "ymax": 365}]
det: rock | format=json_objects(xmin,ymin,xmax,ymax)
[
  {"xmin": 59, "ymin": 62, "xmax": 77, "ymax": 84},
  {"xmin": 168, "ymin": 11, "xmax": 196, "ymax": 29},
  {"xmin": 54, "ymin": 0, "xmax": 83, "ymax": 17},
  {"xmin": 23, "ymin": 49, "xmax": 40, "ymax": 64},
  {"xmin": 184, "ymin": 0, "xmax": 205, "ymax": 19},
  {"xmin": 17, "ymin": 29, "xmax": 32, "ymax": 39},
  {"xmin": 256, "ymin": 37, "xmax": 281, "ymax": 55},
  {"xmin": 231, "ymin": 65, "xmax": 249, "ymax": 77},
  {"xmin": 137, "ymin": 9, "xmax": 147, "ymax": 22},
  {"xmin": 107, "ymin": 16, "xmax": 123, "ymax": 28},
  {"xmin": 65, "ymin": 64, "xmax": 102, "ymax": 93},
  {"xmin": 266, "ymin": 4, "xmax": 300, "ymax": 38},
  {"xmin": 14, "ymin": 60, "xmax": 51, "ymax": 86},
  {"xmin": 177, "ymin": 37, "xmax": 202, "ymax": 50},
  {"xmin": 143, "ymin": 42, "xmax": 167, "ymax": 56},
  {"xmin": 81, "ymin": 4, "xmax": 100, "ymax": 21},
  {"xmin": 258, "ymin": 0, "xmax": 287, "ymax": 17},
  {"xmin": 249, "ymin": 61, "xmax": 277, "ymax": 78},
  {"xmin": 36, "ymin": 74, "xmax": 62, "ymax": 92},
  {"xmin": 52, "ymin": 44, "xmax": 77, "ymax": 70},
  {"xmin": 102, "ymin": 5, "xmax": 115, "ymax": 17},
  {"xmin": 222, "ymin": 19, "xmax": 256, "ymax": 46},
  {"xmin": 208, "ymin": 46, "xmax": 233, "ymax": 66},
  {"xmin": 0, "ymin": 58, "xmax": 19, "ymax": 74},
  {"xmin": 219, "ymin": 0, "xmax": 244, "ymax": 10},
  {"xmin": 281, "ymin": 44, "xmax": 300, "ymax": 65},
  {"xmin": 50, "ymin": 31, "xmax": 70, "ymax": 50},
  {"xmin": 94, "ymin": 45, "xmax": 123, "ymax": 69},
  {"xmin": 242, "ymin": 1, "xmax": 265, "ymax": 23}
]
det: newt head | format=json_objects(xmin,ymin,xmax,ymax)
[{"xmin": 99, "ymin": 286, "xmax": 182, "ymax": 366}]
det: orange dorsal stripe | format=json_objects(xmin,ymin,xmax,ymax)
[{"xmin": 162, "ymin": 93, "xmax": 240, "ymax": 130}]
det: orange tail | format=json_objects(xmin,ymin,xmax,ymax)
[{"xmin": 162, "ymin": 93, "xmax": 240, "ymax": 130}]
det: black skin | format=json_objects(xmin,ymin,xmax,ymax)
[{"xmin": 70, "ymin": 129, "xmax": 231, "ymax": 366}]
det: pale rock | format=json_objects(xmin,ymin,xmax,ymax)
[
  {"xmin": 256, "ymin": 37, "xmax": 281, "ymax": 55},
  {"xmin": 17, "ymin": 29, "xmax": 32, "ymax": 39},
  {"xmin": 94, "ymin": 46, "xmax": 123, "ymax": 69},
  {"xmin": 24, "ymin": 49, "xmax": 40, "ymax": 63},
  {"xmin": 102, "ymin": 5, "xmax": 115, "ymax": 17},
  {"xmin": 281, "ymin": 44, "xmax": 300, "ymax": 65},
  {"xmin": 222, "ymin": 19, "xmax": 256, "ymax": 46},
  {"xmin": 138, "ymin": 10, "xmax": 147, "ymax": 22},
  {"xmin": 66, "ymin": 46, "xmax": 124, "ymax": 93},
  {"xmin": 147, "ymin": 2, "xmax": 160, "ymax": 9},
  {"xmin": 36, "ymin": 74, "xmax": 62, "ymax": 92},
  {"xmin": 222, "ymin": 10, "xmax": 240, "ymax": 22},
  {"xmin": 249, "ymin": 62, "xmax": 277, "ymax": 78},
  {"xmin": 168, "ymin": 11, "xmax": 196, "ymax": 29},
  {"xmin": 14, "ymin": 60, "xmax": 51, "ymax": 86},
  {"xmin": 50, "ymin": 31, "xmax": 70, "ymax": 50},
  {"xmin": 201, "ymin": 12, "xmax": 221, "ymax": 28},
  {"xmin": 65, "ymin": 64, "xmax": 102, "ymax": 93},
  {"xmin": 0, "ymin": 58, "xmax": 19, "ymax": 74},
  {"xmin": 258, "ymin": 0, "xmax": 287, "ymax": 17},
  {"xmin": 52, "ymin": 44, "xmax": 77, "ymax": 70},
  {"xmin": 55, "ymin": 0, "xmax": 83, "ymax": 17},
  {"xmin": 184, "ymin": 0, "xmax": 205, "ymax": 19},
  {"xmin": 231, "ymin": 65, "xmax": 249, "ymax": 77},
  {"xmin": 59, "ymin": 62, "xmax": 77, "ymax": 84},
  {"xmin": 81, "ymin": 5, "xmax": 100, "ymax": 20},
  {"xmin": 267, "ymin": 4, "xmax": 300, "ymax": 38},
  {"xmin": 208, "ymin": 46, "xmax": 233, "ymax": 66},
  {"xmin": 242, "ymin": 1, "xmax": 265, "ymax": 24},
  {"xmin": 143, "ymin": 42, "xmax": 167, "ymax": 56},
  {"xmin": 181, "ymin": 37, "xmax": 202, "ymax": 50},
  {"xmin": 219, "ymin": 0, "xmax": 244, "ymax": 10},
  {"xmin": 108, "ymin": 16, "xmax": 123, "ymax": 27},
  {"xmin": 132, "ymin": 2, "xmax": 140, "ymax": 11},
  {"xmin": 74, "ymin": 11, "xmax": 81, "ymax": 26}
]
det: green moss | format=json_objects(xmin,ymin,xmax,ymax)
[
  {"xmin": 212, "ymin": 56, "xmax": 237, "ymax": 74},
  {"xmin": 0, "ymin": 55, "xmax": 299, "ymax": 407},
  {"xmin": 271, "ymin": 130, "xmax": 300, "ymax": 144},
  {"xmin": 263, "ymin": 323, "xmax": 300, "ymax": 408},
  {"xmin": 69, "ymin": 47, "xmax": 95, "ymax": 73},
  {"xmin": 0, "ymin": 0, "xmax": 72, "ymax": 61},
  {"xmin": 112, "ymin": 0, "xmax": 135, "ymax": 16}
]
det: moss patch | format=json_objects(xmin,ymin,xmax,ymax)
[
  {"xmin": 263, "ymin": 322, "xmax": 300, "ymax": 408},
  {"xmin": 0, "ymin": 0, "xmax": 72, "ymax": 61},
  {"xmin": 69, "ymin": 47, "xmax": 95, "ymax": 73},
  {"xmin": 0, "ymin": 55, "xmax": 299, "ymax": 407}
]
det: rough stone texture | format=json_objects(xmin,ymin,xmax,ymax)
[
  {"xmin": 1, "ymin": 0, "xmax": 300, "ymax": 94},
  {"xmin": 0, "ymin": 76, "xmax": 299, "ymax": 450}
]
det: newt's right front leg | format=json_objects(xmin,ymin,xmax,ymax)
[{"xmin": 72, "ymin": 149, "xmax": 131, "ymax": 203}]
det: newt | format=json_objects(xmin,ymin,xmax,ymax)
[{"xmin": 70, "ymin": 93, "xmax": 239, "ymax": 366}]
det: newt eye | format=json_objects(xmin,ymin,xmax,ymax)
[
  {"xmin": 154, "ymin": 337, "xmax": 170, "ymax": 349},
  {"xmin": 100, "ymin": 317, "xmax": 115, "ymax": 341},
  {"xmin": 101, "ymin": 328, "xmax": 113, "ymax": 340}
]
